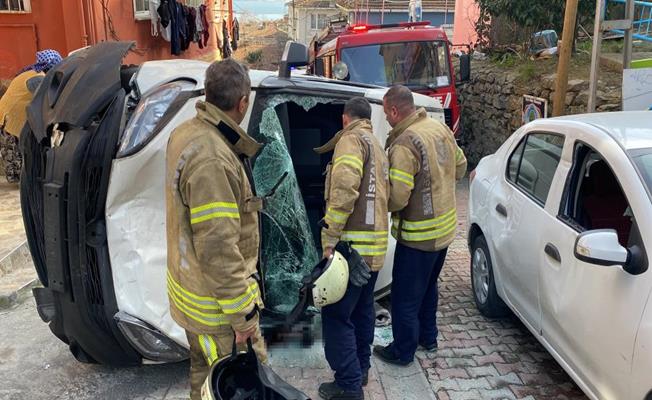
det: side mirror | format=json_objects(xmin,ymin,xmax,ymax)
[
  {"xmin": 458, "ymin": 54, "xmax": 471, "ymax": 83},
  {"xmin": 279, "ymin": 41, "xmax": 309, "ymax": 78},
  {"xmin": 574, "ymin": 230, "xmax": 628, "ymax": 266}
]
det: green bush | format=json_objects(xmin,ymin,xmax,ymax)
[{"xmin": 246, "ymin": 50, "xmax": 263, "ymax": 65}]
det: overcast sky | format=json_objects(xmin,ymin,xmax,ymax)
[{"xmin": 234, "ymin": 0, "xmax": 286, "ymax": 18}]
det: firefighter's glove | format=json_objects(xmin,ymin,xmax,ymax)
[{"xmin": 335, "ymin": 241, "xmax": 371, "ymax": 287}]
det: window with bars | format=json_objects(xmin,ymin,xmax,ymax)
[{"xmin": 0, "ymin": 0, "xmax": 31, "ymax": 12}]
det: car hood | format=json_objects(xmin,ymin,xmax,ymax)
[{"xmin": 27, "ymin": 41, "xmax": 134, "ymax": 142}]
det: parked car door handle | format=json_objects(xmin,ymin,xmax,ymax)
[
  {"xmin": 545, "ymin": 243, "xmax": 562, "ymax": 263},
  {"xmin": 496, "ymin": 204, "xmax": 508, "ymax": 217}
]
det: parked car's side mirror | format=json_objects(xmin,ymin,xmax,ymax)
[
  {"xmin": 574, "ymin": 230, "xmax": 628, "ymax": 266},
  {"xmin": 458, "ymin": 54, "xmax": 471, "ymax": 83}
]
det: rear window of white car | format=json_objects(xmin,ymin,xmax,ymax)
[
  {"xmin": 631, "ymin": 148, "xmax": 652, "ymax": 197},
  {"xmin": 507, "ymin": 133, "xmax": 565, "ymax": 205}
]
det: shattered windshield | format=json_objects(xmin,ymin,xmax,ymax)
[
  {"xmin": 341, "ymin": 41, "xmax": 451, "ymax": 89},
  {"xmin": 250, "ymin": 94, "xmax": 337, "ymax": 313}
]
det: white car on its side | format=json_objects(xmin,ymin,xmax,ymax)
[{"xmin": 468, "ymin": 112, "xmax": 652, "ymax": 400}]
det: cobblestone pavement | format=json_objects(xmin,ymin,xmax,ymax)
[
  {"xmin": 416, "ymin": 181, "xmax": 587, "ymax": 400},
  {"xmin": 0, "ymin": 181, "xmax": 589, "ymax": 400},
  {"xmin": 0, "ymin": 181, "xmax": 24, "ymax": 261}
]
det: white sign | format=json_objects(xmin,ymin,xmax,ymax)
[{"xmin": 623, "ymin": 68, "xmax": 652, "ymax": 111}]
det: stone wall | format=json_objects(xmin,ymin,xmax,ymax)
[{"xmin": 456, "ymin": 60, "xmax": 622, "ymax": 165}]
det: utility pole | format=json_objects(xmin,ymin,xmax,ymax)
[{"xmin": 553, "ymin": 0, "xmax": 580, "ymax": 117}]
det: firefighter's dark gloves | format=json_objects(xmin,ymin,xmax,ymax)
[{"xmin": 335, "ymin": 241, "xmax": 371, "ymax": 287}]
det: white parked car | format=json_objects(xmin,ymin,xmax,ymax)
[
  {"xmin": 21, "ymin": 42, "xmax": 444, "ymax": 366},
  {"xmin": 468, "ymin": 112, "xmax": 652, "ymax": 400}
]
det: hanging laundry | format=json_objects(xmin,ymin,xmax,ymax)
[
  {"xmin": 194, "ymin": 6, "xmax": 203, "ymax": 47},
  {"xmin": 222, "ymin": 19, "xmax": 232, "ymax": 58},
  {"xmin": 169, "ymin": 0, "xmax": 182, "ymax": 55},
  {"xmin": 157, "ymin": 0, "xmax": 171, "ymax": 28},
  {"xmin": 178, "ymin": 4, "xmax": 189, "ymax": 51},
  {"xmin": 187, "ymin": 6, "xmax": 198, "ymax": 45},
  {"xmin": 231, "ymin": 17, "xmax": 240, "ymax": 51},
  {"xmin": 200, "ymin": 4, "xmax": 210, "ymax": 47},
  {"xmin": 149, "ymin": 0, "xmax": 160, "ymax": 37}
]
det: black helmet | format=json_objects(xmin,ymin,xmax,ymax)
[{"xmin": 201, "ymin": 339, "xmax": 310, "ymax": 400}]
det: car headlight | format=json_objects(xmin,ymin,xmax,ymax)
[
  {"xmin": 115, "ymin": 311, "xmax": 188, "ymax": 363},
  {"xmin": 117, "ymin": 80, "xmax": 195, "ymax": 158}
]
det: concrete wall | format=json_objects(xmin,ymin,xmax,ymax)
[{"xmin": 456, "ymin": 60, "xmax": 623, "ymax": 165}]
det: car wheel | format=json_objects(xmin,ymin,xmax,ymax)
[{"xmin": 471, "ymin": 235, "xmax": 509, "ymax": 318}]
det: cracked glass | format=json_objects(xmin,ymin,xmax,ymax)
[{"xmin": 252, "ymin": 94, "xmax": 335, "ymax": 312}]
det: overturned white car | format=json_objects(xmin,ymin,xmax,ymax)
[{"xmin": 21, "ymin": 42, "xmax": 444, "ymax": 365}]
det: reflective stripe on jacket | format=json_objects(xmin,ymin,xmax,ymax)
[
  {"xmin": 316, "ymin": 118, "xmax": 390, "ymax": 271},
  {"xmin": 166, "ymin": 100, "xmax": 263, "ymax": 334},
  {"xmin": 387, "ymin": 108, "xmax": 467, "ymax": 252}
]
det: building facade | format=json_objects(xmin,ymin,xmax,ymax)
[
  {"xmin": 0, "ymin": 0, "xmax": 218, "ymax": 79},
  {"xmin": 287, "ymin": 0, "xmax": 456, "ymax": 45}
]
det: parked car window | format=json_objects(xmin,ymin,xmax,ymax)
[
  {"xmin": 506, "ymin": 133, "xmax": 564, "ymax": 205},
  {"xmin": 631, "ymin": 148, "xmax": 652, "ymax": 196},
  {"xmin": 560, "ymin": 143, "xmax": 634, "ymax": 246}
]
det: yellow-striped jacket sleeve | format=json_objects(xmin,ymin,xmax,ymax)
[
  {"xmin": 322, "ymin": 134, "xmax": 365, "ymax": 250},
  {"xmin": 388, "ymin": 144, "xmax": 419, "ymax": 213},
  {"xmin": 182, "ymin": 161, "xmax": 257, "ymax": 332}
]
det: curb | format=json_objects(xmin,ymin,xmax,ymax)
[
  {"xmin": 0, "ymin": 278, "xmax": 39, "ymax": 310},
  {"xmin": 0, "ymin": 241, "xmax": 38, "ymax": 310}
]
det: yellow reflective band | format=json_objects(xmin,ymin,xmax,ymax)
[
  {"xmin": 190, "ymin": 201, "xmax": 238, "ymax": 214},
  {"xmin": 199, "ymin": 335, "xmax": 220, "ymax": 365},
  {"xmin": 455, "ymin": 148, "xmax": 464, "ymax": 162},
  {"xmin": 167, "ymin": 273, "xmax": 221, "ymax": 310},
  {"xmin": 392, "ymin": 219, "xmax": 457, "ymax": 241},
  {"xmin": 217, "ymin": 283, "xmax": 260, "ymax": 315},
  {"xmin": 168, "ymin": 290, "xmax": 229, "ymax": 327},
  {"xmin": 325, "ymin": 208, "xmax": 349, "ymax": 224},
  {"xmin": 190, "ymin": 201, "xmax": 240, "ymax": 225},
  {"xmin": 352, "ymin": 243, "xmax": 388, "ymax": 256},
  {"xmin": 333, "ymin": 155, "xmax": 363, "ymax": 173},
  {"xmin": 393, "ymin": 209, "xmax": 457, "ymax": 231},
  {"xmin": 341, "ymin": 230, "xmax": 388, "ymax": 242},
  {"xmin": 191, "ymin": 211, "xmax": 240, "ymax": 225},
  {"xmin": 389, "ymin": 168, "xmax": 414, "ymax": 188}
]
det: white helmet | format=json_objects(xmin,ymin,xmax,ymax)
[{"xmin": 312, "ymin": 251, "xmax": 349, "ymax": 308}]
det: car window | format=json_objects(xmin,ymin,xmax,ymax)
[
  {"xmin": 630, "ymin": 148, "xmax": 652, "ymax": 197},
  {"xmin": 506, "ymin": 133, "xmax": 565, "ymax": 205},
  {"xmin": 560, "ymin": 143, "xmax": 634, "ymax": 246}
]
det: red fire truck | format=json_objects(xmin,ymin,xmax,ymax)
[{"xmin": 309, "ymin": 21, "xmax": 470, "ymax": 135}]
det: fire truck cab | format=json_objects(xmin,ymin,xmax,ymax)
[{"xmin": 309, "ymin": 21, "xmax": 470, "ymax": 135}]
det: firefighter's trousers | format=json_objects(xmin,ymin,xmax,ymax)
[
  {"xmin": 322, "ymin": 271, "xmax": 379, "ymax": 392},
  {"xmin": 389, "ymin": 243, "xmax": 448, "ymax": 363},
  {"xmin": 185, "ymin": 326, "xmax": 267, "ymax": 400}
]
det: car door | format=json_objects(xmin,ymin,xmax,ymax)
[
  {"xmin": 539, "ymin": 130, "xmax": 652, "ymax": 399},
  {"xmin": 488, "ymin": 130, "xmax": 566, "ymax": 333}
]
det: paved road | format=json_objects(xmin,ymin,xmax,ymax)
[{"xmin": 0, "ymin": 182, "xmax": 587, "ymax": 400}]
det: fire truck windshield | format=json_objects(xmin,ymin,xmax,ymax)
[{"xmin": 340, "ymin": 40, "xmax": 451, "ymax": 89}]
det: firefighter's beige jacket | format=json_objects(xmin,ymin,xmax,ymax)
[
  {"xmin": 387, "ymin": 108, "xmax": 467, "ymax": 252},
  {"xmin": 315, "ymin": 118, "xmax": 389, "ymax": 271},
  {"xmin": 166, "ymin": 100, "xmax": 263, "ymax": 335}
]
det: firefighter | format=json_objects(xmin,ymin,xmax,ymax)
[
  {"xmin": 314, "ymin": 97, "xmax": 389, "ymax": 400},
  {"xmin": 373, "ymin": 85, "xmax": 467, "ymax": 366},
  {"xmin": 165, "ymin": 59, "xmax": 266, "ymax": 400}
]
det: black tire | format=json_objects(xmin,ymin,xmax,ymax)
[{"xmin": 470, "ymin": 235, "xmax": 509, "ymax": 318}]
